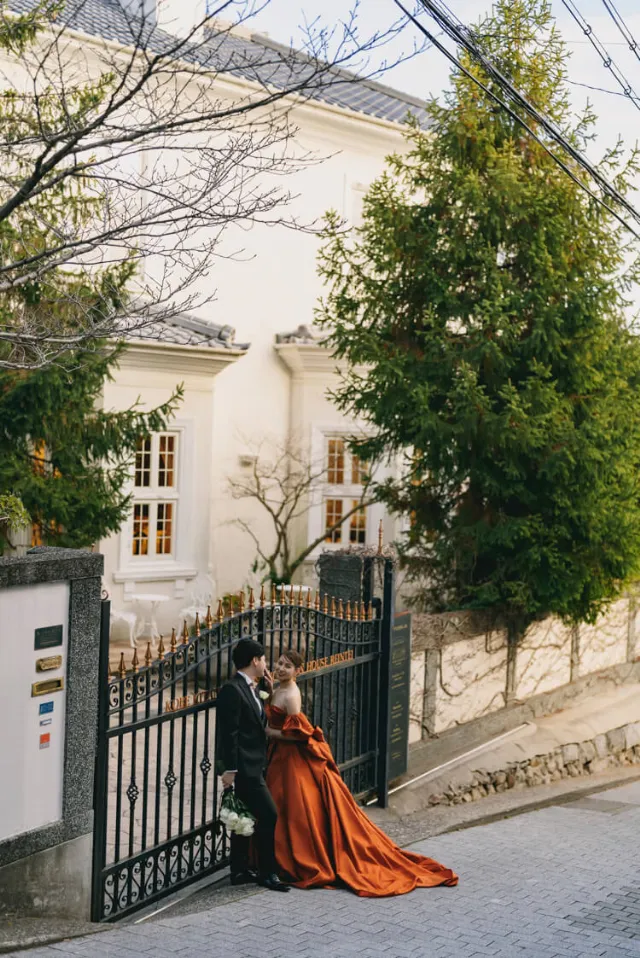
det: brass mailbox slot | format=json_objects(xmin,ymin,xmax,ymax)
[
  {"xmin": 32, "ymin": 677, "xmax": 64, "ymax": 697},
  {"xmin": 36, "ymin": 655, "xmax": 63, "ymax": 672}
]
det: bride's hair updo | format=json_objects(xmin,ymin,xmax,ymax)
[{"xmin": 281, "ymin": 648, "xmax": 304, "ymax": 669}]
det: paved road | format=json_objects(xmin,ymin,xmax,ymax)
[{"xmin": 12, "ymin": 781, "xmax": 640, "ymax": 958}]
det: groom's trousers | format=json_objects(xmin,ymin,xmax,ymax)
[{"xmin": 231, "ymin": 773, "xmax": 278, "ymax": 877}]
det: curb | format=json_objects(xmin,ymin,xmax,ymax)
[
  {"xmin": 438, "ymin": 770, "xmax": 640, "ymax": 836},
  {"xmin": 0, "ymin": 925, "xmax": 107, "ymax": 956}
]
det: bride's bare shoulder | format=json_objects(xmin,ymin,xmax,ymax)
[{"xmin": 281, "ymin": 684, "xmax": 302, "ymax": 715}]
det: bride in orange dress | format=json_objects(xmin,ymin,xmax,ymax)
[{"xmin": 265, "ymin": 649, "xmax": 458, "ymax": 896}]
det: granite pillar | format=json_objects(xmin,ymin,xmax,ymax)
[{"xmin": 0, "ymin": 547, "xmax": 103, "ymax": 919}]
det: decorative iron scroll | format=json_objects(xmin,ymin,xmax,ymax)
[{"xmin": 93, "ymin": 588, "xmax": 382, "ymax": 922}]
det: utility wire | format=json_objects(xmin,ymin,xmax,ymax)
[
  {"xmin": 390, "ymin": 0, "xmax": 640, "ymax": 239},
  {"xmin": 599, "ymin": 0, "xmax": 640, "ymax": 64},
  {"xmin": 567, "ymin": 77, "xmax": 640, "ymax": 104},
  {"xmin": 560, "ymin": 0, "xmax": 640, "ymax": 111}
]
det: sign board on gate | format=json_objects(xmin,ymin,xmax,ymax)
[{"xmin": 387, "ymin": 612, "xmax": 411, "ymax": 782}]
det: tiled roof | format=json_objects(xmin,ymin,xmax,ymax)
[
  {"xmin": 129, "ymin": 313, "xmax": 250, "ymax": 350},
  {"xmin": 11, "ymin": 0, "xmax": 428, "ymax": 127},
  {"xmin": 275, "ymin": 324, "xmax": 323, "ymax": 344}
]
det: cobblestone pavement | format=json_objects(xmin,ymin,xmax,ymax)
[{"xmin": 11, "ymin": 781, "xmax": 640, "ymax": 958}]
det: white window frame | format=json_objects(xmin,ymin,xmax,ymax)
[
  {"xmin": 324, "ymin": 438, "xmax": 367, "ymax": 547},
  {"xmin": 306, "ymin": 424, "xmax": 385, "ymax": 558},
  {"xmin": 131, "ymin": 431, "xmax": 179, "ymax": 559},
  {"xmin": 114, "ymin": 420, "xmax": 197, "ymax": 586},
  {"xmin": 351, "ymin": 182, "xmax": 369, "ymax": 229}
]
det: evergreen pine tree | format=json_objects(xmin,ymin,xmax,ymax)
[
  {"xmin": 318, "ymin": 0, "xmax": 640, "ymax": 641},
  {"xmin": 0, "ymin": 347, "xmax": 181, "ymax": 552}
]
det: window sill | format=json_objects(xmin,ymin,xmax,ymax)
[{"xmin": 113, "ymin": 564, "xmax": 198, "ymax": 584}]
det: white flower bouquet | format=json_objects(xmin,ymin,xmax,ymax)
[{"xmin": 219, "ymin": 787, "xmax": 256, "ymax": 837}]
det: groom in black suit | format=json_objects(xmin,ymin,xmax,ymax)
[{"xmin": 217, "ymin": 637, "xmax": 289, "ymax": 892}]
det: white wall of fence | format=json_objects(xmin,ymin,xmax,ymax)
[{"xmin": 408, "ymin": 594, "xmax": 639, "ymax": 742}]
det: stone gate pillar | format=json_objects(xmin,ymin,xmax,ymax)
[{"xmin": 0, "ymin": 547, "xmax": 103, "ymax": 919}]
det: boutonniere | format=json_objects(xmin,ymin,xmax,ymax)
[{"xmin": 258, "ymin": 690, "xmax": 270, "ymax": 701}]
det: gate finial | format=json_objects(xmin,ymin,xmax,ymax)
[
  {"xmin": 271, "ymin": 584, "xmax": 277, "ymax": 606},
  {"xmin": 306, "ymin": 589, "xmax": 312, "ymax": 609},
  {"xmin": 345, "ymin": 600, "xmax": 351, "ymax": 621},
  {"xmin": 194, "ymin": 612, "xmax": 201, "ymax": 637},
  {"xmin": 377, "ymin": 519, "xmax": 384, "ymax": 555},
  {"xmin": 323, "ymin": 594, "xmax": 329, "ymax": 615},
  {"xmin": 238, "ymin": 591, "xmax": 245, "ymax": 613},
  {"xmin": 330, "ymin": 596, "xmax": 336, "ymax": 617},
  {"xmin": 279, "ymin": 584, "xmax": 286, "ymax": 606},
  {"xmin": 314, "ymin": 590, "xmax": 320, "ymax": 611},
  {"xmin": 249, "ymin": 588, "xmax": 255, "ymax": 610},
  {"xmin": 216, "ymin": 599, "xmax": 224, "ymax": 622},
  {"xmin": 181, "ymin": 620, "xmax": 189, "ymax": 644},
  {"xmin": 360, "ymin": 600, "xmax": 366, "ymax": 622},
  {"xmin": 118, "ymin": 652, "xmax": 126, "ymax": 679},
  {"xmin": 171, "ymin": 627, "xmax": 177, "ymax": 652},
  {"xmin": 205, "ymin": 605, "xmax": 213, "ymax": 629},
  {"xmin": 158, "ymin": 635, "xmax": 166, "ymax": 660},
  {"xmin": 131, "ymin": 648, "xmax": 140, "ymax": 673},
  {"xmin": 260, "ymin": 584, "xmax": 266, "ymax": 607},
  {"xmin": 145, "ymin": 642, "xmax": 152, "ymax": 667},
  {"xmin": 338, "ymin": 599, "xmax": 344, "ymax": 619}
]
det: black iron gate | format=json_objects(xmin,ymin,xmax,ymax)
[{"xmin": 92, "ymin": 586, "xmax": 391, "ymax": 922}]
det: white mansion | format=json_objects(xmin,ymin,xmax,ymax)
[{"xmin": 18, "ymin": 1, "xmax": 427, "ymax": 636}]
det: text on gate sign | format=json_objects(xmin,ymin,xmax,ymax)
[
  {"xmin": 301, "ymin": 650, "xmax": 354, "ymax": 674},
  {"xmin": 165, "ymin": 689, "xmax": 214, "ymax": 713}
]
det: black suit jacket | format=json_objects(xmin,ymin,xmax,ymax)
[{"xmin": 216, "ymin": 672, "xmax": 267, "ymax": 781}]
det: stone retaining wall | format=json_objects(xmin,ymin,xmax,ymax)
[{"xmin": 426, "ymin": 720, "xmax": 640, "ymax": 807}]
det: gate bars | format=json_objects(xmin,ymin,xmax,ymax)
[{"xmin": 92, "ymin": 587, "xmax": 385, "ymax": 922}]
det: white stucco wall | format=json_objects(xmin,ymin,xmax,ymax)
[
  {"xmin": 579, "ymin": 598, "xmax": 629, "ymax": 676},
  {"xmin": 433, "ymin": 634, "xmax": 509, "ymax": 734},
  {"xmin": 515, "ymin": 617, "xmax": 572, "ymax": 700},
  {"xmin": 101, "ymin": 345, "xmax": 225, "ymax": 633},
  {"xmin": 93, "ymin": 78, "xmax": 409, "ymax": 631},
  {"xmin": 206, "ymin": 109, "xmax": 406, "ymax": 596},
  {"xmin": 408, "ymin": 651, "xmax": 426, "ymax": 745},
  {"xmin": 410, "ymin": 599, "xmax": 635, "ymax": 739},
  {"xmin": 0, "ymin": 583, "xmax": 69, "ymax": 841}
]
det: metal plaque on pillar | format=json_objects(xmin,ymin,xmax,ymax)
[{"xmin": 387, "ymin": 612, "xmax": 412, "ymax": 782}]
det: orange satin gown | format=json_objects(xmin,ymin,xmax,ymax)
[{"xmin": 265, "ymin": 705, "xmax": 458, "ymax": 896}]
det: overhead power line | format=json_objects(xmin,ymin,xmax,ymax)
[
  {"xmin": 599, "ymin": 0, "xmax": 640, "ymax": 64},
  {"xmin": 390, "ymin": 0, "xmax": 640, "ymax": 240},
  {"xmin": 560, "ymin": 0, "xmax": 640, "ymax": 111},
  {"xmin": 567, "ymin": 77, "xmax": 640, "ymax": 104}
]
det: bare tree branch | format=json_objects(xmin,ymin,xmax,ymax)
[
  {"xmin": 0, "ymin": 0, "xmax": 426, "ymax": 368},
  {"xmin": 228, "ymin": 435, "xmax": 378, "ymax": 584}
]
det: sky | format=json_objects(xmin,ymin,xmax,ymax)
[{"xmin": 246, "ymin": 1, "xmax": 640, "ymax": 171}]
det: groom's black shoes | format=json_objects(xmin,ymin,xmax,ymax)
[
  {"xmin": 230, "ymin": 869, "xmax": 258, "ymax": 887},
  {"xmin": 257, "ymin": 873, "xmax": 290, "ymax": 892}
]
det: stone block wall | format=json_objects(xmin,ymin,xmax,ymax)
[{"xmin": 425, "ymin": 719, "xmax": 640, "ymax": 808}]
